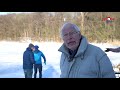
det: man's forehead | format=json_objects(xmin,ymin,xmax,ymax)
[{"xmin": 63, "ymin": 24, "xmax": 75, "ymax": 31}]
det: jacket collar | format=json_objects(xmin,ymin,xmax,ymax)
[
  {"xmin": 58, "ymin": 43, "xmax": 69, "ymax": 56},
  {"xmin": 75, "ymin": 36, "xmax": 88, "ymax": 57}
]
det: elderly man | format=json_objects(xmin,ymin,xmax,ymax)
[{"xmin": 58, "ymin": 22, "xmax": 116, "ymax": 78}]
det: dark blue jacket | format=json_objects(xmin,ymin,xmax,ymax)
[{"xmin": 23, "ymin": 47, "xmax": 35, "ymax": 69}]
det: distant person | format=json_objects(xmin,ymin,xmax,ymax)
[
  {"xmin": 33, "ymin": 45, "xmax": 46, "ymax": 78},
  {"xmin": 23, "ymin": 43, "xmax": 35, "ymax": 78},
  {"xmin": 58, "ymin": 22, "xmax": 116, "ymax": 78},
  {"xmin": 105, "ymin": 47, "xmax": 120, "ymax": 52}
]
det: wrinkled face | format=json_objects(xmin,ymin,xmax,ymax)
[{"xmin": 62, "ymin": 26, "xmax": 81, "ymax": 51}]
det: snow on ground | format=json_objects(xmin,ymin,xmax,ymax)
[
  {"xmin": 0, "ymin": 41, "xmax": 62, "ymax": 78},
  {"xmin": 0, "ymin": 41, "xmax": 119, "ymax": 78}
]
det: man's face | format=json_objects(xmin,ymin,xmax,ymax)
[
  {"xmin": 62, "ymin": 26, "xmax": 81, "ymax": 51},
  {"xmin": 31, "ymin": 47, "xmax": 35, "ymax": 51}
]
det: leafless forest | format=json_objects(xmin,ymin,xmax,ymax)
[{"xmin": 0, "ymin": 12, "xmax": 120, "ymax": 43}]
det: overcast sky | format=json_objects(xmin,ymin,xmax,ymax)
[{"xmin": 0, "ymin": 12, "xmax": 33, "ymax": 15}]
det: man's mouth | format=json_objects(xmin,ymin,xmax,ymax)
[{"xmin": 68, "ymin": 41, "xmax": 75, "ymax": 45}]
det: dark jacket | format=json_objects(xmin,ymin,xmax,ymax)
[
  {"xmin": 23, "ymin": 47, "xmax": 35, "ymax": 69},
  {"xmin": 109, "ymin": 47, "xmax": 120, "ymax": 52}
]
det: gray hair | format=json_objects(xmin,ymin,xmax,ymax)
[{"xmin": 60, "ymin": 22, "xmax": 80, "ymax": 38}]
